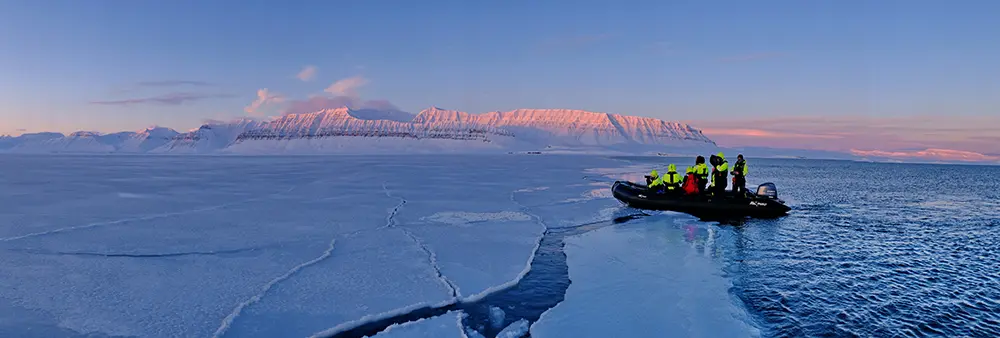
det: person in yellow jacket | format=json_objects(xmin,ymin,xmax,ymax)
[
  {"xmin": 648, "ymin": 164, "xmax": 683, "ymax": 193},
  {"xmin": 661, "ymin": 164, "xmax": 683, "ymax": 191},
  {"xmin": 693, "ymin": 156, "xmax": 710, "ymax": 193},
  {"xmin": 732, "ymin": 154, "xmax": 748, "ymax": 194},
  {"xmin": 646, "ymin": 169, "xmax": 660, "ymax": 187},
  {"xmin": 710, "ymin": 152, "xmax": 729, "ymax": 195}
]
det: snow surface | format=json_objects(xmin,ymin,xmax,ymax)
[{"xmin": 0, "ymin": 154, "xmax": 759, "ymax": 337}]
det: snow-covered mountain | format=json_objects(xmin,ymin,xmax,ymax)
[
  {"xmin": 0, "ymin": 107, "xmax": 717, "ymax": 154},
  {"xmin": 413, "ymin": 107, "xmax": 714, "ymax": 146},
  {"xmin": 0, "ymin": 127, "xmax": 180, "ymax": 153},
  {"xmin": 152, "ymin": 119, "xmax": 264, "ymax": 154}
]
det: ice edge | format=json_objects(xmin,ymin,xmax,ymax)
[
  {"xmin": 459, "ymin": 187, "xmax": 547, "ymax": 303},
  {"xmin": 309, "ymin": 298, "xmax": 458, "ymax": 338},
  {"xmin": 213, "ymin": 237, "xmax": 337, "ymax": 338}
]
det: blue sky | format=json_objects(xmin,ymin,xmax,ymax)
[{"xmin": 1, "ymin": 0, "xmax": 998, "ymax": 155}]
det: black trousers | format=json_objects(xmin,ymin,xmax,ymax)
[
  {"xmin": 733, "ymin": 175, "xmax": 746, "ymax": 193},
  {"xmin": 713, "ymin": 177, "xmax": 728, "ymax": 194}
]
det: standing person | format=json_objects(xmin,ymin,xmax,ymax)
[
  {"xmin": 694, "ymin": 156, "xmax": 710, "ymax": 194},
  {"xmin": 732, "ymin": 154, "xmax": 748, "ymax": 194},
  {"xmin": 710, "ymin": 152, "xmax": 729, "ymax": 195}
]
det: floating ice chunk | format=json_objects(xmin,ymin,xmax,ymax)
[
  {"xmin": 489, "ymin": 306, "xmax": 506, "ymax": 329},
  {"xmin": 421, "ymin": 211, "xmax": 532, "ymax": 226},
  {"xmin": 463, "ymin": 326, "xmax": 487, "ymax": 338},
  {"xmin": 496, "ymin": 319, "xmax": 529, "ymax": 338}
]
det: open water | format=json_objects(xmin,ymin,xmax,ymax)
[{"xmin": 622, "ymin": 157, "xmax": 1000, "ymax": 337}]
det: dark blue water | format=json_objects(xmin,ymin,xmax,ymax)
[
  {"xmin": 621, "ymin": 157, "xmax": 1000, "ymax": 337},
  {"xmin": 324, "ymin": 215, "xmax": 645, "ymax": 338}
]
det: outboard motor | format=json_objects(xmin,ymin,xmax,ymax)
[{"xmin": 756, "ymin": 182, "xmax": 779, "ymax": 199}]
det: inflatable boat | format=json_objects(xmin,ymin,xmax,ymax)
[{"xmin": 611, "ymin": 181, "xmax": 791, "ymax": 219}]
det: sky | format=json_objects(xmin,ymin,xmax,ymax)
[{"xmin": 1, "ymin": 0, "xmax": 998, "ymax": 158}]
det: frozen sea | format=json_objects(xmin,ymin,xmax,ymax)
[{"xmin": 1, "ymin": 154, "xmax": 997, "ymax": 337}]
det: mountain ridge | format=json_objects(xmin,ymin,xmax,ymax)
[{"xmin": 2, "ymin": 107, "xmax": 715, "ymax": 154}]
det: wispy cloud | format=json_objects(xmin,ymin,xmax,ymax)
[
  {"xmin": 108, "ymin": 80, "xmax": 216, "ymax": 96},
  {"xmin": 537, "ymin": 34, "xmax": 613, "ymax": 54},
  {"xmin": 296, "ymin": 65, "xmax": 317, "ymax": 81},
  {"xmin": 850, "ymin": 148, "xmax": 999, "ymax": 163},
  {"xmin": 244, "ymin": 89, "xmax": 286, "ymax": 116},
  {"xmin": 324, "ymin": 76, "xmax": 369, "ymax": 97},
  {"xmin": 91, "ymin": 92, "xmax": 235, "ymax": 106},
  {"xmin": 135, "ymin": 80, "xmax": 214, "ymax": 87},
  {"xmin": 718, "ymin": 52, "xmax": 785, "ymax": 63}
]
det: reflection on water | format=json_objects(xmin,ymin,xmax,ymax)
[{"xmin": 618, "ymin": 157, "xmax": 1000, "ymax": 337}]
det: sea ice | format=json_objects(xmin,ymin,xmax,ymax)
[
  {"xmin": 0, "ymin": 154, "xmax": 759, "ymax": 338},
  {"xmin": 529, "ymin": 215, "xmax": 761, "ymax": 338},
  {"xmin": 0, "ymin": 154, "xmax": 631, "ymax": 337}
]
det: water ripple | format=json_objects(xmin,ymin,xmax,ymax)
[{"xmin": 626, "ymin": 158, "xmax": 1000, "ymax": 337}]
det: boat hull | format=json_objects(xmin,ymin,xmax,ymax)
[{"xmin": 611, "ymin": 181, "xmax": 791, "ymax": 219}]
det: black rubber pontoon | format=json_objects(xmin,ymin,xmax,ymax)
[{"xmin": 611, "ymin": 181, "xmax": 791, "ymax": 219}]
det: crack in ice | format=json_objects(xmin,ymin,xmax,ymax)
[
  {"xmin": 312, "ymin": 213, "xmax": 650, "ymax": 338},
  {"xmin": 402, "ymin": 227, "xmax": 461, "ymax": 299},
  {"xmin": 382, "ymin": 182, "xmax": 459, "ymax": 298},
  {"xmin": 381, "ymin": 182, "xmax": 406, "ymax": 229},
  {"xmin": 213, "ymin": 237, "xmax": 337, "ymax": 338},
  {"xmin": 0, "ymin": 186, "xmax": 299, "ymax": 243},
  {"xmin": 311, "ymin": 174, "xmax": 649, "ymax": 338}
]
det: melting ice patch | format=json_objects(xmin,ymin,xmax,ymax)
[
  {"xmin": 513, "ymin": 186, "xmax": 550, "ymax": 193},
  {"xmin": 420, "ymin": 211, "xmax": 532, "ymax": 226},
  {"xmin": 558, "ymin": 188, "xmax": 613, "ymax": 203}
]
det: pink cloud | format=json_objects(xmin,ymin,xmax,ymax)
[
  {"xmin": 850, "ymin": 148, "xmax": 999, "ymax": 162},
  {"xmin": 296, "ymin": 65, "xmax": 317, "ymax": 81},
  {"xmin": 700, "ymin": 128, "xmax": 841, "ymax": 139},
  {"xmin": 282, "ymin": 95, "xmax": 403, "ymax": 115},
  {"xmin": 325, "ymin": 76, "xmax": 368, "ymax": 97},
  {"xmin": 690, "ymin": 115, "xmax": 1000, "ymax": 156},
  {"xmin": 244, "ymin": 88, "xmax": 285, "ymax": 116}
]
